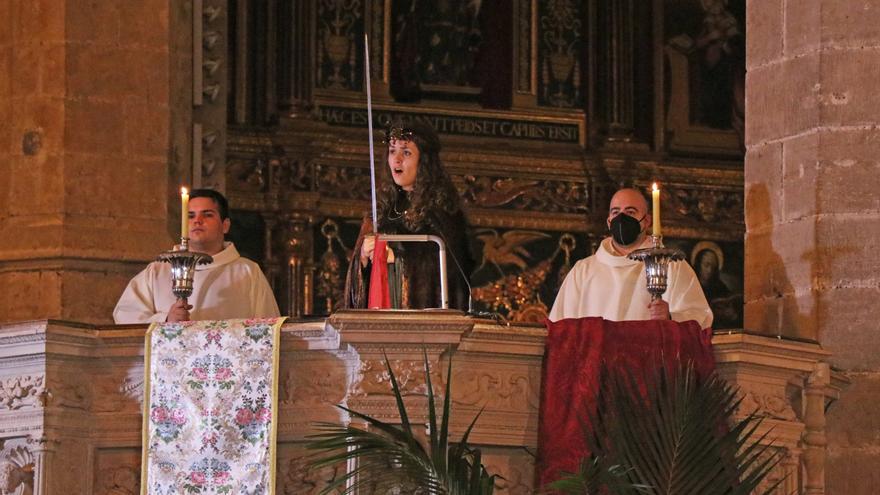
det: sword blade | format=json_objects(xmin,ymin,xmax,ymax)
[{"xmin": 365, "ymin": 34, "xmax": 378, "ymax": 234}]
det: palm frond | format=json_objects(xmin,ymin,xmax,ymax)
[
  {"xmin": 307, "ymin": 421, "xmax": 440, "ymax": 494},
  {"xmin": 425, "ymin": 349, "xmax": 442, "ymax": 472},
  {"xmin": 577, "ymin": 364, "xmax": 783, "ymax": 495},
  {"xmin": 548, "ymin": 456, "xmax": 652, "ymax": 495},
  {"xmin": 305, "ymin": 348, "xmax": 498, "ymax": 494}
]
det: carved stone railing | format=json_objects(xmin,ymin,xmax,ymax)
[{"xmin": 0, "ymin": 315, "xmax": 844, "ymax": 494}]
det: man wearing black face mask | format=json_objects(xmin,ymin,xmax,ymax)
[{"xmin": 549, "ymin": 188, "xmax": 713, "ymax": 329}]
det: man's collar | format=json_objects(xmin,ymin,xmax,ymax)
[
  {"xmin": 196, "ymin": 242, "xmax": 240, "ymax": 270},
  {"xmin": 597, "ymin": 237, "xmax": 650, "ymax": 267},
  {"xmin": 607, "ymin": 235, "xmax": 651, "ymax": 257}
]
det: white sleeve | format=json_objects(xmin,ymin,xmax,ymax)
[
  {"xmin": 250, "ymin": 267, "xmax": 281, "ymax": 318},
  {"xmin": 548, "ymin": 262, "xmax": 583, "ymax": 322},
  {"xmin": 667, "ymin": 262, "xmax": 714, "ymax": 329},
  {"xmin": 113, "ymin": 265, "xmax": 167, "ymax": 324}
]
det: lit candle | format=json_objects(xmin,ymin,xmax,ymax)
[
  {"xmin": 651, "ymin": 182, "xmax": 661, "ymax": 237},
  {"xmin": 181, "ymin": 187, "xmax": 190, "ymax": 239}
]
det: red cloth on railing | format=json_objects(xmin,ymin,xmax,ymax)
[
  {"xmin": 367, "ymin": 239, "xmax": 391, "ymax": 309},
  {"xmin": 536, "ymin": 317, "xmax": 715, "ymax": 489}
]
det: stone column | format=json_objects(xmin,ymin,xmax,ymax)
[
  {"xmin": 744, "ymin": 0, "xmax": 880, "ymax": 492},
  {"xmin": 27, "ymin": 436, "xmax": 58, "ymax": 495},
  {"xmin": 803, "ymin": 363, "xmax": 830, "ymax": 494},
  {"xmin": 0, "ymin": 1, "xmax": 187, "ymax": 324}
]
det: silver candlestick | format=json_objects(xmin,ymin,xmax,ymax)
[
  {"xmin": 627, "ymin": 235, "xmax": 685, "ymax": 301},
  {"xmin": 157, "ymin": 237, "xmax": 213, "ymax": 302}
]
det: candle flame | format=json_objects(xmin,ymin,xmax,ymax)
[
  {"xmin": 181, "ymin": 187, "xmax": 188, "ymax": 195},
  {"xmin": 652, "ymin": 182, "xmax": 658, "ymax": 192}
]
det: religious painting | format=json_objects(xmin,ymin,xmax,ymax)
[
  {"xmin": 390, "ymin": 0, "xmax": 485, "ymax": 100},
  {"xmin": 470, "ymin": 228, "xmax": 594, "ymax": 322},
  {"xmin": 663, "ymin": 0, "xmax": 745, "ymax": 155},
  {"xmin": 416, "ymin": 0, "xmax": 483, "ymax": 89},
  {"xmin": 666, "ymin": 238, "xmax": 743, "ymax": 329}
]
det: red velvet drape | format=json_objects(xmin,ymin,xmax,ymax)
[{"xmin": 537, "ymin": 317, "xmax": 715, "ymax": 489}]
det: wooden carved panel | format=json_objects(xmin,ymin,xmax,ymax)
[
  {"xmin": 461, "ymin": 175, "xmax": 588, "ymax": 214},
  {"xmin": 537, "ymin": 0, "xmax": 585, "ymax": 108},
  {"xmin": 316, "ymin": 0, "xmax": 364, "ymax": 91}
]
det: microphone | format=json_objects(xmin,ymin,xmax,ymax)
[
  {"xmin": 425, "ymin": 212, "xmax": 502, "ymax": 322},
  {"xmin": 443, "ymin": 232, "xmax": 474, "ymax": 315},
  {"xmin": 444, "ymin": 240, "xmax": 508, "ymax": 324}
]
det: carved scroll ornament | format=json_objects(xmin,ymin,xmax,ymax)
[{"xmin": 0, "ymin": 376, "xmax": 45, "ymax": 411}]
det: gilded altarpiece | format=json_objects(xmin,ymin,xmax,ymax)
[{"xmin": 224, "ymin": 0, "xmax": 747, "ymax": 325}]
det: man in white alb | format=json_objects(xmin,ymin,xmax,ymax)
[
  {"xmin": 113, "ymin": 189, "xmax": 280, "ymax": 323},
  {"xmin": 549, "ymin": 188, "xmax": 713, "ymax": 329}
]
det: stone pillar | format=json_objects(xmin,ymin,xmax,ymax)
[
  {"xmin": 803, "ymin": 363, "xmax": 830, "ymax": 494},
  {"xmin": 744, "ymin": 0, "xmax": 880, "ymax": 492},
  {"xmin": 0, "ymin": 1, "xmax": 186, "ymax": 324},
  {"xmin": 27, "ymin": 436, "xmax": 58, "ymax": 495}
]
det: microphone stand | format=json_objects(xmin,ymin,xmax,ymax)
[
  {"xmin": 378, "ymin": 234, "xmax": 449, "ymax": 309},
  {"xmin": 420, "ymin": 216, "xmax": 509, "ymax": 324}
]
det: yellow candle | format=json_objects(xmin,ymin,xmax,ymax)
[
  {"xmin": 181, "ymin": 187, "xmax": 190, "ymax": 239},
  {"xmin": 651, "ymin": 182, "xmax": 661, "ymax": 237}
]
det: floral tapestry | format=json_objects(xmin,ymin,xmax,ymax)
[{"xmin": 141, "ymin": 317, "xmax": 287, "ymax": 495}]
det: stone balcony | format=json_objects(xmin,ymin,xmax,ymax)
[{"xmin": 0, "ymin": 312, "xmax": 847, "ymax": 494}]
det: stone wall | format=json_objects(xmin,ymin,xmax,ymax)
[
  {"xmin": 0, "ymin": 1, "xmax": 181, "ymax": 324},
  {"xmin": 744, "ymin": 0, "xmax": 880, "ymax": 492}
]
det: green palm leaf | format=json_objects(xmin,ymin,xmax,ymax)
[
  {"xmin": 553, "ymin": 363, "xmax": 783, "ymax": 495},
  {"xmin": 305, "ymin": 348, "xmax": 498, "ymax": 494},
  {"xmin": 548, "ymin": 456, "xmax": 652, "ymax": 495}
]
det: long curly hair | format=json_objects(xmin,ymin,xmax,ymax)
[{"xmin": 376, "ymin": 120, "xmax": 461, "ymax": 232}]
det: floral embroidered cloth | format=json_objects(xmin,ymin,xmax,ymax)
[{"xmin": 141, "ymin": 317, "xmax": 287, "ymax": 495}]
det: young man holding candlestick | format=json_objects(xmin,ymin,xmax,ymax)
[
  {"xmin": 549, "ymin": 187, "xmax": 713, "ymax": 329},
  {"xmin": 113, "ymin": 189, "xmax": 280, "ymax": 323}
]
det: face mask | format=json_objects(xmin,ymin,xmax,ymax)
[{"xmin": 609, "ymin": 213, "xmax": 645, "ymax": 246}]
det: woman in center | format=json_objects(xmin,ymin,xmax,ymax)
[{"xmin": 343, "ymin": 120, "xmax": 473, "ymax": 310}]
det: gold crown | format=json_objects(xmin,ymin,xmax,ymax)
[{"xmin": 383, "ymin": 126, "xmax": 414, "ymax": 144}]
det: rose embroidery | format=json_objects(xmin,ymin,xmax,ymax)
[
  {"xmin": 151, "ymin": 405, "xmax": 187, "ymax": 442},
  {"xmin": 186, "ymin": 355, "xmax": 236, "ymax": 391},
  {"xmin": 184, "ymin": 458, "xmax": 233, "ymax": 494},
  {"xmin": 234, "ymin": 404, "xmax": 271, "ymax": 444}
]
